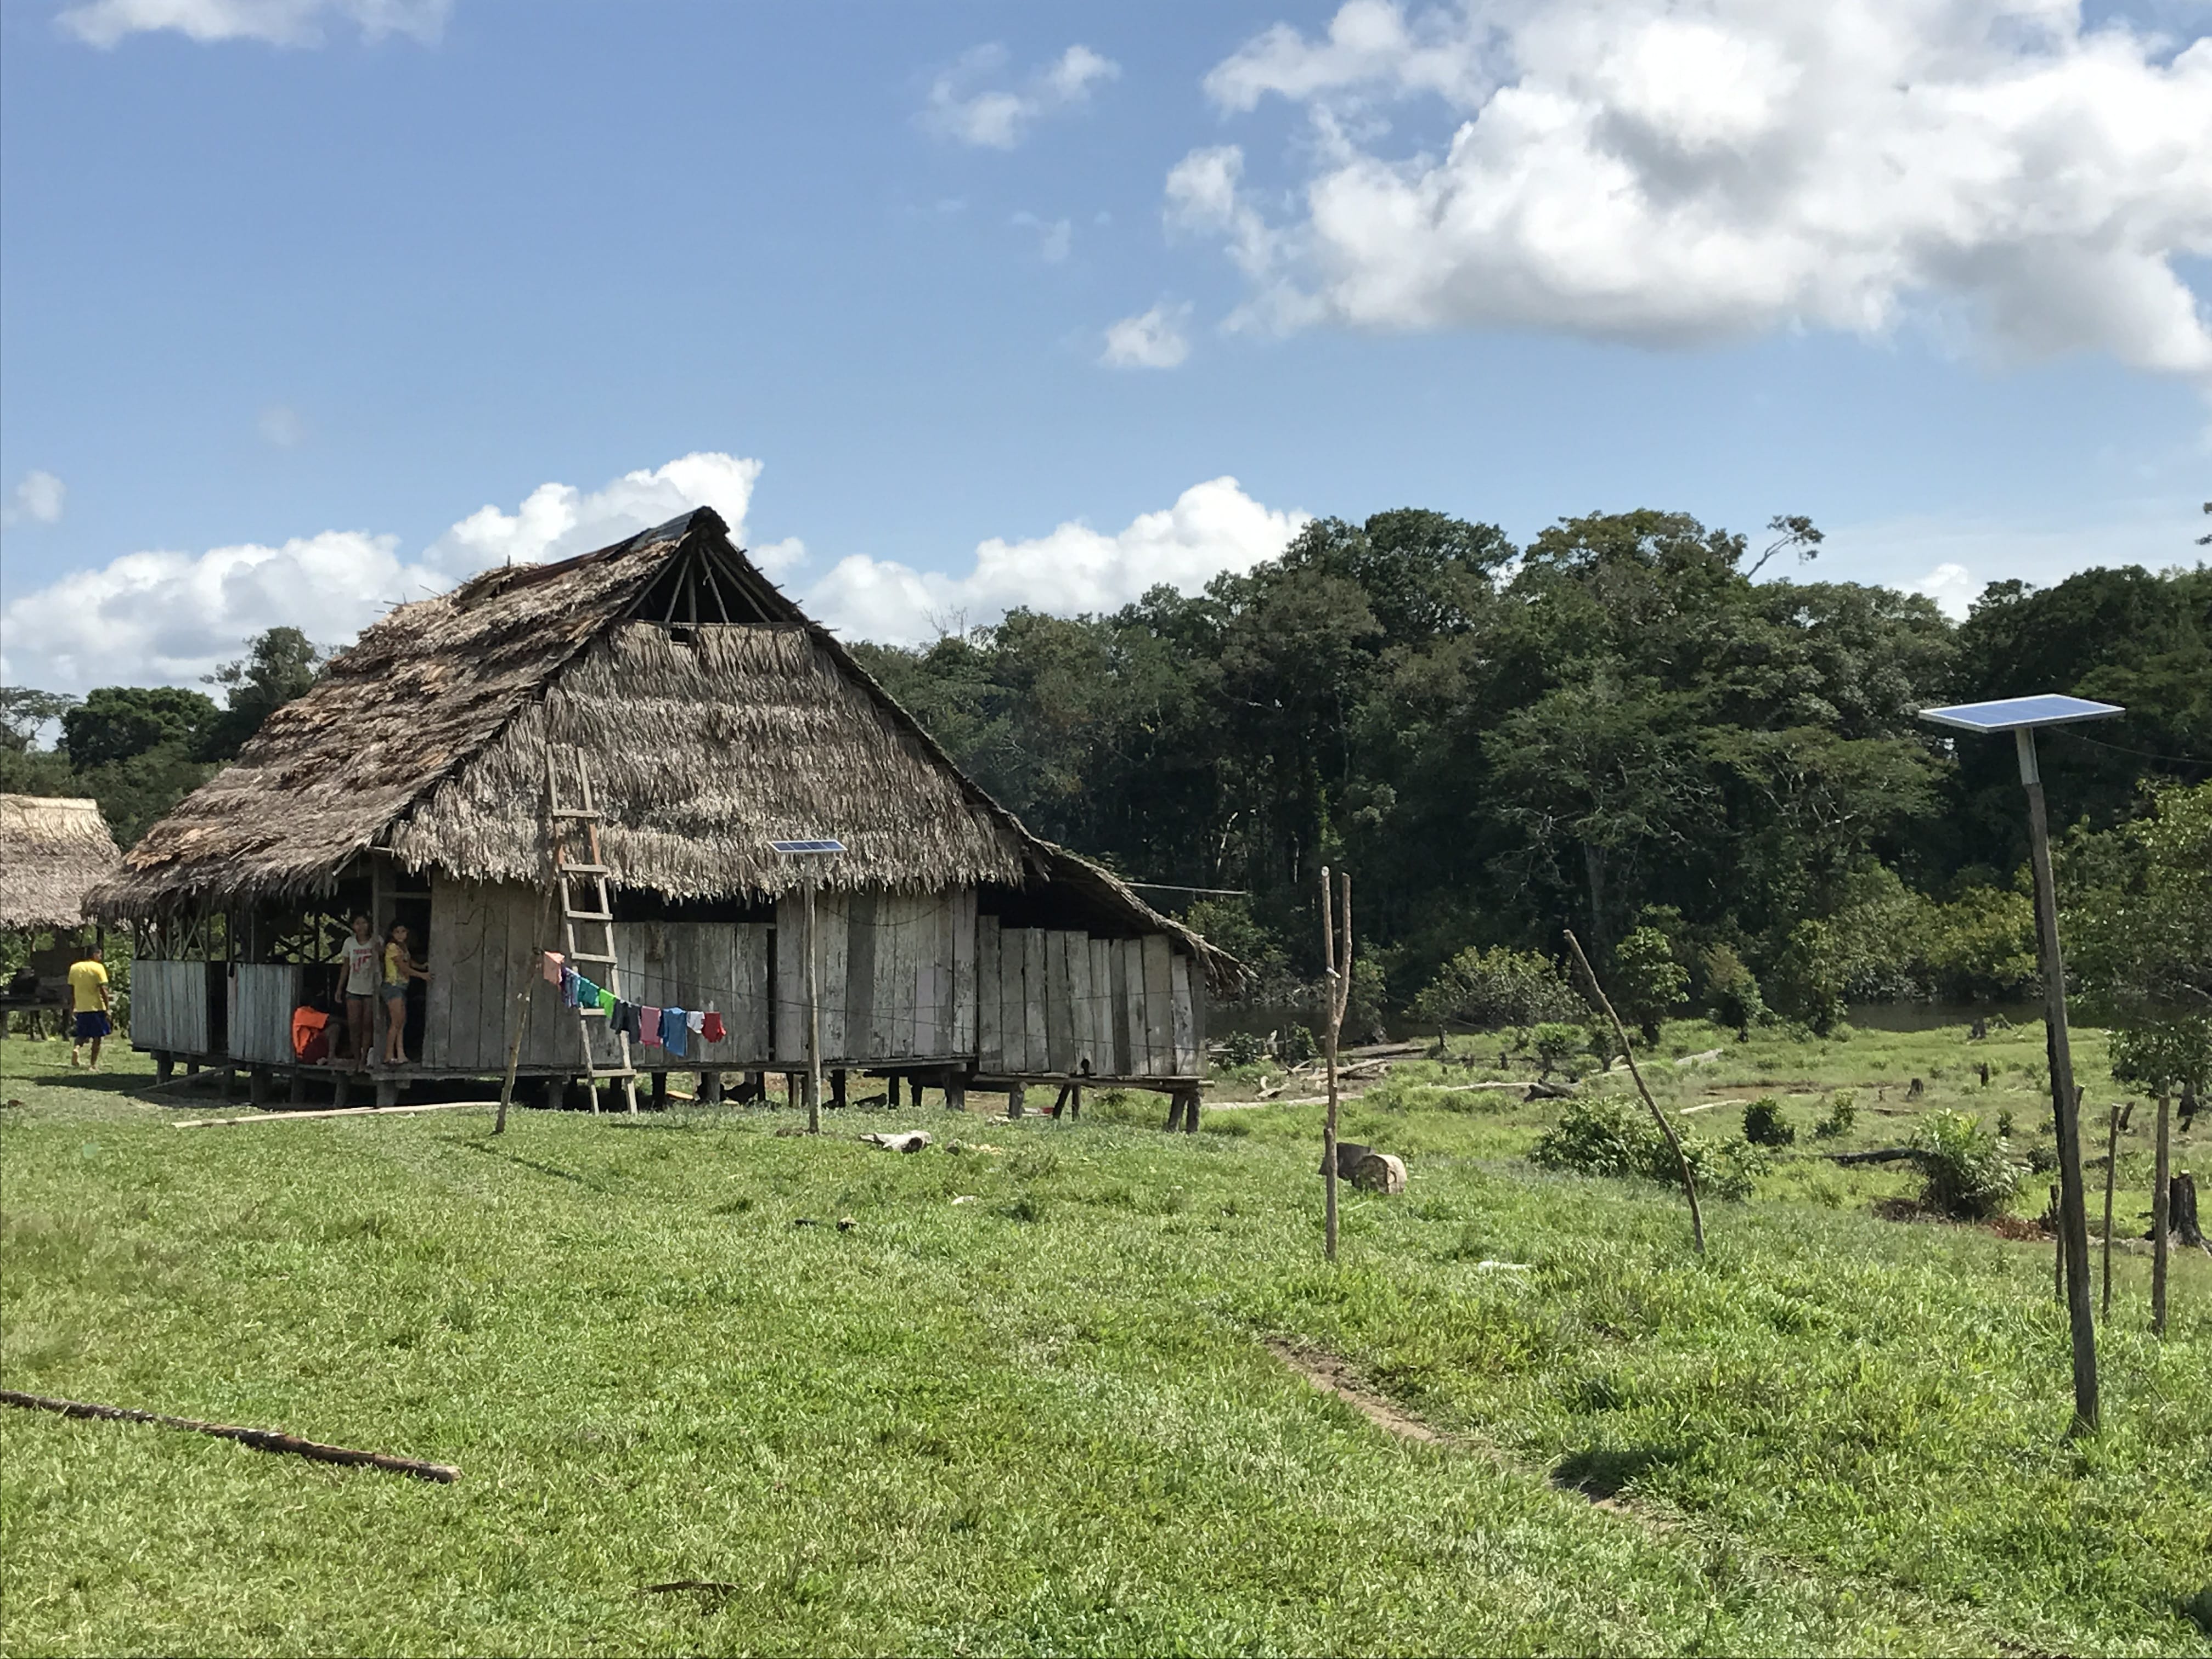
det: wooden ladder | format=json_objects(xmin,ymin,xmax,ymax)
[{"xmin": 547, "ymin": 747, "xmax": 637, "ymax": 1114}]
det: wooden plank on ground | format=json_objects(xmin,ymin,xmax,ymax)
[{"xmin": 1141, "ymin": 934, "xmax": 1173, "ymax": 1077}]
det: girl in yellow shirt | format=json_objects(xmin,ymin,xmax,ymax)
[{"xmin": 380, "ymin": 922, "xmax": 431, "ymax": 1065}]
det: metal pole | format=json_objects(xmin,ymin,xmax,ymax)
[
  {"xmin": 2018, "ymin": 727, "xmax": 2098, "ymax": 1432},
  {"xmin": 804, "ymin": 877, "xmax": 822, "ymax": 1135}
]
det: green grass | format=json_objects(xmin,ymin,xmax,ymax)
[{"xmin": 3, "ymin": 1023, "xmax": 2208, "ymax": 1656}]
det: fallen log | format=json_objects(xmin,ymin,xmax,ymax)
[
  {"xmin": 1824, "ymin": 1147, "xmax": 1915, "ymax": 1165},
  {"xmin": 0, "ymin": 1388, "xmax": 458, "ymax": 1482},
  {"xmin": 172, "ymin": 1100, "xmax": 490, "ymax": 1128}
]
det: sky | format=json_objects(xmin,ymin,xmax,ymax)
[{"xmin": 2, "ymin": 0, "xmax": 2208, "ymax": 696}]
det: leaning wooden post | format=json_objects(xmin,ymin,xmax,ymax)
[
  {"xmin": 2101, "ymin": 1104, "xmax": 2119, "ymax": 1319},
  {"xmin": 1319, "ymin": 866, "xmax": 1352, "ymax": 1264},
  {"xmin": 495, "ymin": 885, "xmax": 554, "ymax": 1136},
  {"xmin": 1564, "ymin": 929, "xmax": 1705, "ymax": 1255},
  {"xmin": 2152, "ymin": 1092, "xmax": 2171, "ymax": 1336}
]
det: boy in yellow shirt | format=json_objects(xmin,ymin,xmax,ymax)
[{"xmin": 68, "ymin": 947, "xmax": 111, "ymax": 1069}]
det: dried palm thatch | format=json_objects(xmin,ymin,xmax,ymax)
[
  {"xmin": 0, "ymin": 795, "xmax": 120, "ymax": 931},
  {"xmin": 88, "ymin": 509, "xmax": 1234, "ymax": 985}
]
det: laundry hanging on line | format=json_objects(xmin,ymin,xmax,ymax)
[{"xmin": 544, "ymin": 951, "xmax": 723, "ymax": 1055}]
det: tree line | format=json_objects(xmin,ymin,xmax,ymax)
[
  {"xmin": 848, "ymin": 508, "xmax": 2210, "ymax": 1038},
  {"xmin": 4, "ymin": 510, "xmax": 2206, "ymax": 1054}
]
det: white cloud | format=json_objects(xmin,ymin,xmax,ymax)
[
  {"xmin": 1175, "ymin": 1, "xmax": 2212, "ymax": 377},
  {"xmin": 4, "ymin": 471, "xmax": 67, "ymax": 526},
  {"xmin": 1012, "ymin": 212, "xmax": 1074, "ymax": 263},
  {"xmin": 0, "ymin": 452, "xmax": 791, "ymax": 693},
  {"xmin": 1908, "ymin": 561, "xmax": 1978, "ymax": 618},
  {"xmin": 923, "ymin": 43, "xmax": 1120, "ymax": 149},
  {"xmin": 1101, "ymin": 302, "xmax": 1194, "ymax": 368},
  {"xmin": 1821, "ymin": 501, "xmax": 2209, "ymax": 618},
  {"xmin": 804, "ymin": 477, "xmax": 1306, "ymax": 644},
  {"xmin": 258, "ymin": 404, "xmax": 305, "ymax": 447},
  {"xmin": 59, "ymin": 0, "xmax": 449, "ymax": 47}
]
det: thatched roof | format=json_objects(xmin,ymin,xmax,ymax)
[
  {"xmin": 0, "ymin": 795, "xmax": 120, "ymax": 931},
  {"xmin": 90, "ymin": 510, "xmax": 1233, "ymax": 984}
]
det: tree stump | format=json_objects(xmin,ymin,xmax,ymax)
[
  {"xmin": 2174, "ymin": 1172, "xmax": 2204, "ymax": 1250},
  {"xmin": 1347, "ymin": 1151, "xmax": 1407, "ymax": 1194}
]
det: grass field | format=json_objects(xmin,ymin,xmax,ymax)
[{"xmin": 3, "ymin": 1019, "xmax": 2208, "ymax": 1656}]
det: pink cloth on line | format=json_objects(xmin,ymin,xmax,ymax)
[
  {"xmin": 640, "ymin": 1007, "xmax": 663, "ymax": 1047},
  {"xmin": 540, "ymin": 951, "xmax": 565, "ymax": 986}
]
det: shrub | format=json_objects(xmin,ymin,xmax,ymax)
[
  {"xmin": 1700, "ymin": 944, "xmax": 1769, "ymax": 1034},
  {"xmin": 1611, "ymin": 926, "xmax": 1690, "ymax": 1045},
  {"xmin": 1218, "ymin": 1030, "xmax": 1267, "ymax": 1068},
  {"xmin": 1408, "ymin": 945, "xmax": 1586, "ymax": 1041},
  {"xmin": 1532, "ymin": 1094, "xmax": 1765, "ymax": 1202},
  {"xmin": 1769, "ymin": 919, "xmax": 1848, "ymax": 1035},
  {"xmin": 1531, "ymin": 1022, "xmax": 1584, "ymax": 1079},
  {"xmin": 1909, "ymin": 1110, "xmax": 2023, "ymax": 1220},
  {"xmin": 1813, "ymin": 1088, "xmax": 1857, "ymax": 1139},
  {"xmin": 1742, "ymin": 1096, "xmax": 1795, "ymax": 1147},
  {"xmin": 1277, "ymin": 1024, "xmax": 1318, "ymax": 1066}
]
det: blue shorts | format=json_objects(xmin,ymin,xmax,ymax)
[{"xmin": 74, "ymin": 1011, "xmax": 111, "ymax": 1041}]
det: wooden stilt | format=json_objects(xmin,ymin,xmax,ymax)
[
  {"xmin": 155, "ymin": 1052, "xmax": 174, "ymax": 1083},
  {"xmin": 832, "ymin": 1070, "xmax": 848, "ymax": 1111},
  {"xmin": 887, "ymin": 1074, "xmax": 902, "ymax": 1108},
  {"xmin": 946, "ymin": 1078, "xmax": 966, "ymax": 1112},
  {"xmin": 185, "ymin": 1059, "xmax": 201, "ymax": 1077},
  {"xmin": 247, "ymin": 1068, "xmax": 269, "ymax": 1108},
  {"xmin": 289, "ymin": 1070, "xmax": 307, "ymax": 1106},
  {"xmin": 1162, "ymin": 1093, "xmax": 1183, "ymax": 1132},
  {"xmin": 1007, "ymin": 1083, "xmax": 1025, "ymax": 1119},
  {"xmin": 375, "ymin": 1076, "xmax": 400, "ymax": 1109},
  {"xmin": 701, "ymin": 1069, "xmax": 724, "ymax": 1104},
  {"xmin": 332, "ymin": 1070, "xmax": 350, "ymax": 1110},
  {"xmin": 650, "ymin": 1071, "xmax": 669, "ymax": 1109},
  {"xmin": 1180, "ymin": 1088, "xmax": 1199, "ymax": 1133}
]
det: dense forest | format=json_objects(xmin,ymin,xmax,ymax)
[
  {"xmin": 6, "ymin": 507, "xmax": 2208, "ymax": 1041},
  {"xmin": 848, "ymin": 509, "xmax": 2211, "ymax": 1032}
]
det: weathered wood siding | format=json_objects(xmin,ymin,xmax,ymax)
[
  {"xmin": 128, "ymin": 958, "xmax": 210, "ymax": 1054},
  {"xmin": 617, "ymin": 918, "xmax": 770, "ymax": 1071},
  {"xmin": 228, "ymin": 963, "xmax": 303, "ymax": 1065},
  {"xmin": 777, "ymin": 887, "xmax": 975, "ymax": 1063},
  {"xmin": 968, "ymin": 925, "xmax": 1202, "ymax": 1079}
]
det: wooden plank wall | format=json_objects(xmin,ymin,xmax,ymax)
[
  {"xmin": 127, "ymin": 959, "xmax": 208, "ymax": 1053},
  {"xmin": 616, "ymin": 919, "xmax": 770, "ymax": 1072},
  {"xmin": 970, "ymin": 927, "xmax": 1201, "ymax": 1079},
  {"xmin": 228, "ymin": 964, "xmax": 303, "ymax": 1065},
  {"xmin": 776, "ymin": 888, "xmax": 975, "ymax": 1063}
]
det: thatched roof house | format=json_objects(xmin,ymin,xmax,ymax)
[
  {"xmin": 97, "ymin": 509, "xmax": 1231, "ymax": 1107},
  {"xmin": 0, "ymin": 794, "xmax": 120, "ymax": 933}
]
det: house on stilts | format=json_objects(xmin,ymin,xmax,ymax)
[
  {"xmin": 1, "ymin": 794, "xmax": 122, "ymax": 1025},
  {"xmin": 88, "ymin": 508, "xmax": 1235, "ymax": 1121}
]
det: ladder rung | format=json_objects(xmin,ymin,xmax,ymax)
[
  {"xmin": 566, "ymin": 910, "xmax": 613, "ymax": 923},
  {"xmin": 568, "ymin": 951, "xmax": 616, "ymax": 964},
  {"xmin": 577, "ymin": 1007, "xmax": 608, "ymax": 1019},
  {"xmin": 551, "ymin": 808, "xmax": 601, "ymax": 820},
  {"xmin": 559, "ymin": 863, "xmax": 610, "ymax": 876}
]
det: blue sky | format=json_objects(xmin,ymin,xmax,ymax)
[{"xmin": 2, "ymin": 0, "xmax": 2208, "ymax": 693}]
